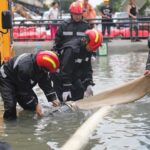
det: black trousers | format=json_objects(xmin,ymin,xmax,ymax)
[
  {"xmin": 129, "ymin": 18, "xmax": 139, "ymax": 41},
  {"xmin": 102, "ymin": 22, "xmax": 111, "ymax": 36},
  {"xmin": 0, "ymin": 74, "xmax": 38, "ymax": 120},
  {"xmin": 52, "ymin": 73, "xmax": 85, "ymax": 102}
]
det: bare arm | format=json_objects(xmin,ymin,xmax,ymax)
[
  {"xmin": 127, "ymin": 5, "xmax": 136, "ymax": 19},
  {"xmin": 100, "ymin": 11, "xmax": 110, "ymax": 19}
]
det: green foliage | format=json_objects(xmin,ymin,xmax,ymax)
[
  {"xmin": 110, "ymin": 0, "xmax": 123, "ymax": 12},
  {"xmin": 96, "ymin": 0, "xmax": 123, "ymax": 13},
  {"xmin": 59, "ymin": 0, "xmax": 74, "ymax": 13},
  {"xmin": 140, "ymin": 0, "xmax": 150, "ymax": 16}
]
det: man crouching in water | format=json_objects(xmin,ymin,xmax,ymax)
[
  {"xmin": 52, "ymin": 29, "xmax": 103, "ymax": 103},
  {"xmin": 0, "ymin": 50, "xmax": 60, "ymax": 120}
]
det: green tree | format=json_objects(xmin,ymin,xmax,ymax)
[
  {"xmin": 59, "ymin": 0, "xmax": 74, "ymax": 13},
  {"xmin": 96, "ymin": 0, "xmax": 123, "ymax": 13},
  {"xmin": 140, "ymin": 0, "xmax": 150, "ymax": 16},
  {"xmin": 110, "ymin": 0, "xmax": 123, "ymax": 12}
]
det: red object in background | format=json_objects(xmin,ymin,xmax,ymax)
[
  {"xmin": 13, "ymin": 26, "xmax": 36, "ymax": 33},
  {"xmin": 138, "ymin": 30, "xmax": 149, "ymax": 37},
  {"xmin": 102, "ymin": 29, "xmax": 123, "ymax": 38},
  {"xmin": 13, "ymin": 26, "xmax": 150, "ymax": 41},
  {"xmin": 13, "ymin": 31, "xmax": 48, "ymax": 41},
  {"xmin": 120, "ymin": 28, "xmax": 149, "ymax": 38},
  {"xmin": 13, "ymin": 26, "xmax": 53, "ymax": 41},
  {"xmin": 49, "ymin": 25, "xmax": 57, "ymax": 39},
  {"xmin": 13, "ymin": 26, "xmax": 27, "ymax": 33},
  {"xmin": 120, "ymin": 28, "xmax": 130, "ymax": 37},
  {"xmin": 109, "ymin": 28, "xmax": 122, "ymax": 38}
]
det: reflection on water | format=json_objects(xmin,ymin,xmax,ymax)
[
  {"xmin": 0, "ymin": 51, "xmax": 150, "ymax": 150},
  {"xmin": 92, "ymin": 52, "xmax": 147, "ymax": 94},
  {"xmin": 86, "ymin": 101, "xmax": 150, "ymax": 150}
]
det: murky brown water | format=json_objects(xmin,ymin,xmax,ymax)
[{"xmin": 1, "ymin": 50, "xmax": 150, "ymax": 150}]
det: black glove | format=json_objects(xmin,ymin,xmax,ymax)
[{"xmin": 82, "ymin": 78, "xmax": 95, "ymax": 89}]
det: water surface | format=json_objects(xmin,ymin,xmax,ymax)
[{"xmin": 0, "ymin": 50, "xmax": 150, "ymax": 150}]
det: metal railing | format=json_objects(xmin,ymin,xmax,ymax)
[{"xmin": 12, "ymin": 17, "xmax": 150, "ymax": 42}]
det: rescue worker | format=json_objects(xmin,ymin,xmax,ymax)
[
  {"xmin": 0, "ymin": 50, "xmax": 60, "ymax": 120},
  {"xmin": 144, "ymin": 37, "xmax": 150, "ymax": 76},
  {"xmin": 53, "ymin": 1, "xmax": 90, "ymax": 53},
  {"xmin": 100, "ymin": 0, "xmax": 113, "ymax": 38},
  {"xmin": 82, "ymin": 0, "xmax": 97, "ymax": 28},
  {"xmin": 54, "ymin": 29, "xmax": 103, "ymax": 102}
]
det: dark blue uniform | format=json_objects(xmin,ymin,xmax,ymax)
[
  {"xmin": 53, "ymin": 18, "xmax": 90, "ymax": 52},
  {"xmin": 0, "ymin": 52, "xmax": 56, "ymax": 120},
  {"xmin": 53, "ymin": 38, "xmax": 94, "ymax": 101}
]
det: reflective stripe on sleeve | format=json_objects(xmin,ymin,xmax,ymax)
[
  {"xmin": 76, "ymin": 32, "xmax": 85, "ymax": 36},
  {"xmin": 75, "ymin": 59, "xmax": 82, "ymax": 63},
  {"xmin": 63, "ymin": 32, "xmax": 73, "ymax": 36},
  {"xmin": 13, "ymin": 53, "xmax": 30, "ymax": 69},
  {"xmin": 46, "ymin": 92, "xmax": 56, "ymax": 96},
  {"xmin": 0, "ymin": 65, "xmax": 7, "ymax": 78}
]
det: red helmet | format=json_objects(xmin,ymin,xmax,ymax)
[
  {"xmin": 69, "ymin": 1, "xmax": 83, "ymax": 14},
  {"xmin": 85, "ymin": 29, "xmax": 103, "ymax": 52},
  {"xmin": 36, "ymin": 51, "xmax": 60, "ymax": 73}
]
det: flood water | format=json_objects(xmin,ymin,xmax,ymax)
[{"xmin": 0, "ymin": 49, "xmax": 150, "ymax": 150}]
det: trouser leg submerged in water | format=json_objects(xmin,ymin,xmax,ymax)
[
  {"xmin": 0, "ymin": 75, "xmax": 17, "ymax": 120},
  {"xmin": 0, "ymin": 141, "xmax": 13, "ymax": 150},
  {"xmin": 0, "ymin": 73, "xmax": 38, "ymax": 120}
]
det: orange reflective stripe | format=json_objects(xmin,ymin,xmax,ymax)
[
  {"xmin": 43, "ymin": 56, "xmax": 56, "ymax": 69},
  {"xmin": 93, "ymin": 29, "xmax": 99, "ymax": 43}
]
